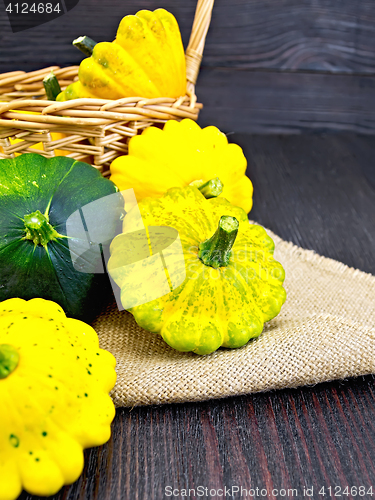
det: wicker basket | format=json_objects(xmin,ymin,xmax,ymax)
[{"xmin": 0, "ymin": 0, "xmax": 214, "ymax": 175}]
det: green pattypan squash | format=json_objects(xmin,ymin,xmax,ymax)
[
  {"xmin": 108, "ymin": 184, "xmax": 286, "ymax": 355},
  {"xmin": 0, "ymin": 153, "xmax": 123, "ymax": 322},
  {"xmin": 0, "ymin": 298, "xmax": 116, "ymax": 500}
]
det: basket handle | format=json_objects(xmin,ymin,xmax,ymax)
[{"xmin": 185, "ymin": 0, "xmax": 215, "ymax": 86}]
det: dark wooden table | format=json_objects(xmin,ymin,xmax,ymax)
[{"xmin": 16, "ymin": 133, "xmax": 375, "ymax": 500}]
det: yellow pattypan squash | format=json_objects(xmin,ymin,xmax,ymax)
[
  {"xmin": 0, "ymin": 298, "xmax": 116, "ymax": 500},
  {"xmin": 108, "ymin": 184, "xmax": 286, "ymax": 355},
  {"xmin": 110, "ymin": 119, "xmax": 254, "ymax": 213},
  {"xmin": 57, "ymin": 9, "xmax": 186, "ymax": 101}
]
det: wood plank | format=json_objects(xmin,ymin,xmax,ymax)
[
  {"xmin": 204, "ymin": 0, "xmax": 375, "ymax": 74},
  {"xmin": 1, "ymin": 0, "xmax": 375, "ymax": 74},
  {"xmin": 196, "ymin": 68, "xmax": 375, "ymax": 134},
  {"xmin": 239, "ymin": 134, "xmax": 375, "ymax": 274}
]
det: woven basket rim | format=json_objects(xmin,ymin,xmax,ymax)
[
  {"xmin": 0, "ymin": 0, "xmax": 214, "ymax": 168},
  {"xmin": 0, "ymin": 88, "xmax": 203, "ymax": 128}
]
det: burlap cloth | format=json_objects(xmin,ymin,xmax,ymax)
[{"xmin": 92, "ymin": 227, "xmax": 375, "ymax": 407}]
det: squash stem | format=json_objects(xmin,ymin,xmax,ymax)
[
  {"xmin": 23, "ymin": 210, "xmax": 64, "ymax": 248},
  {"xmin": 73, "ymin": 36, "xmax": 98, "ymax": 57},
  {"xmin": 190, "ymin": 177, "xmax": 223, "ymax": 198},
  {"xmin": 43, "ymin": 71, "xmax": 62, "ymax": 101},
  {"xmin": 198, "ymin": 216, "xmax": 239, "ymax": 268},
  {"xmin": 0, "ymin": 344, "xmax": 19, "ymax": 379}
]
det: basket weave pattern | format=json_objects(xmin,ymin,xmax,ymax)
[{"xmin": 0, "ymin": 0, "xmax": 214, "ymax": 174}]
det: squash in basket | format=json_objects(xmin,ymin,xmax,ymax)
[
  {"xmin": 57, "ymin": 9, "xmax": 186, "ymax": 101},
  {"xmin": 0, "ymin": 298, "xmax": 116, "ymax": 500},
  {"xmin": 110, "ymin": 119, "xmax": 254, "ymax": 213},
  {"xmin": 0, "ymin": 153, "xmax": 124, "ymax": 322},
  {"xmin": 108, "ymin": 184, "xmax": 286, "ymax": 355}
]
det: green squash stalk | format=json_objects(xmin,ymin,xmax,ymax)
[
  {"xmin": 191, "ymin": 177, "xmax": 224, "ymax": 199},
  {"xmin": 43, "ymin": 71, "xmax": 62, "ymax": 101},
  {"xmin": 23, "ymin": 210, "xmax": 63, "ymax": 248},
  {"xmin": 198, "ymin": 215, "xmax": 239, "ymax": 268},
  {"xmin": 73, "ymin": 36, "xmax": 98, "ymax": 57}
]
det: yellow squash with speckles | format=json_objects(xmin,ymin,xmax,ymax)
[
  {"xmin": 57, "ymin": 9, "xmax": 186, "ymax": 101},
  {"xmin": 0, "ymin": 298, "xmax": 116, "ymax": 500},
  {"xmin": 108, "ymin": 185, "xmax": 286, "ymax": 355}
]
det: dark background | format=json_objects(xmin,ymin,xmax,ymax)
[
  {"xmin": 2, "ymin": 2, "xmax": 375, "ymax": 499},
  {"xmin": 1, "ymin": 0, "xmax": 375, "ymax": 134}
]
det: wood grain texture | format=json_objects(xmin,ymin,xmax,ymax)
[
  {"xmin": 196, "ymin": 68, "xmax": 375, "ymax": 134},
  {"xmin": 242, "ymin": 134, "xmax": 375, "ymax": 273},
  {"xmin": 18, "ymin": 133, "xmax": 375, "ymax": 500},
  {"xmin": 1, "ymin": 0, "xmax": 375, "ymax": 134},
  {"xmin": 1, "ymin": 0, "xmax": 375, "ymax": 74},
  {"xmin": 203, "ymin": 0, "xmax": 375, "ymax": 74}
]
